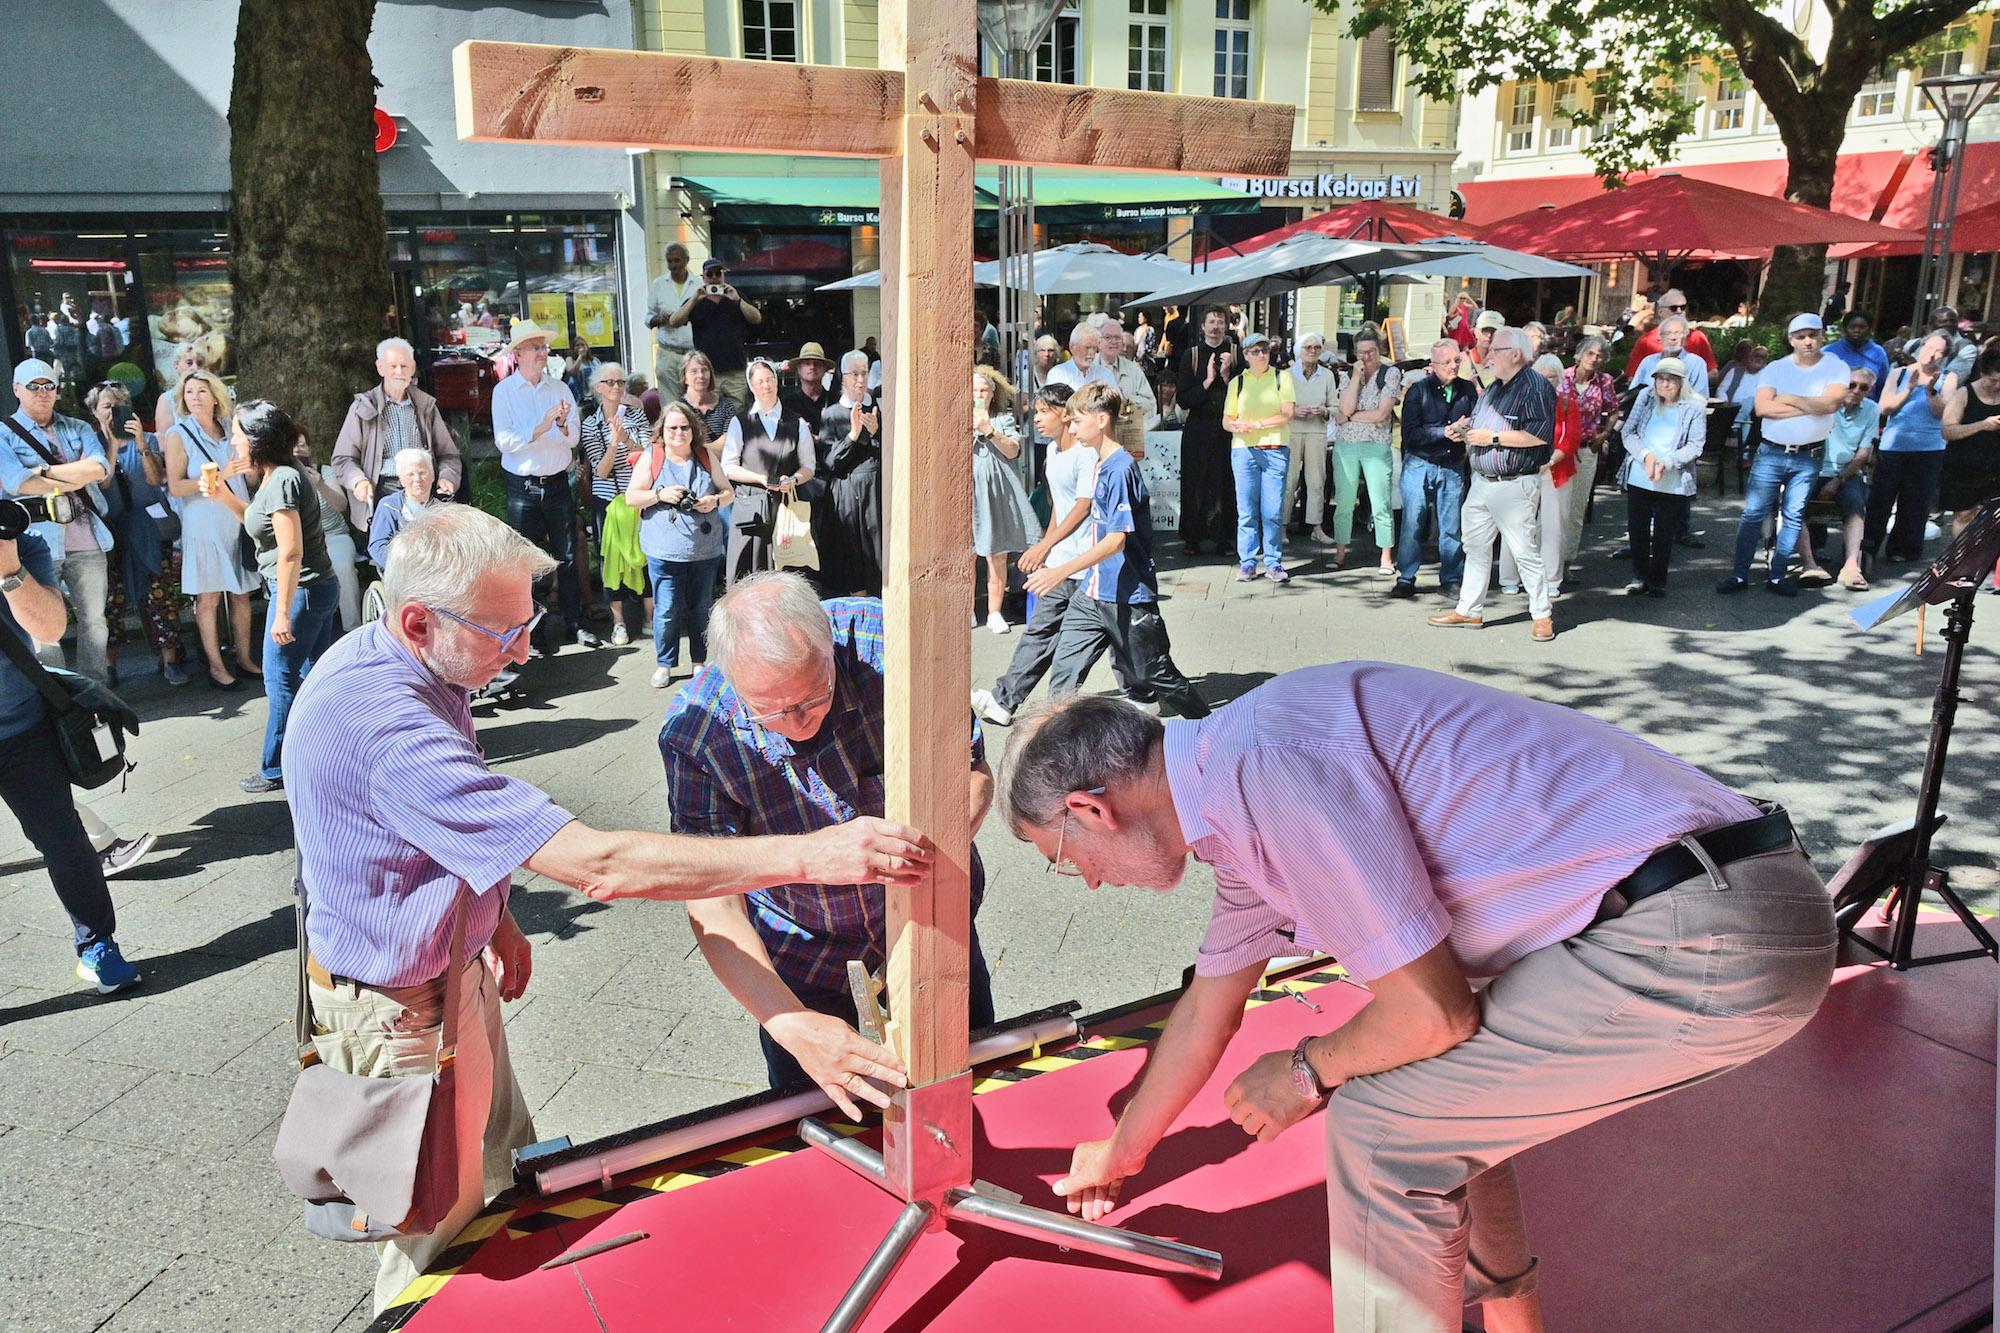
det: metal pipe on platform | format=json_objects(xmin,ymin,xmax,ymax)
[
  {"xmin": 529, "ymin": 1008, "xmax": 1080, "ymax": 1195},
  {"xmin": 944, "ymin": 1189, "xmax": 1225, "ymax": 1281},
  {"xmin": 822, "ymin": 1199, "xmax": 935, "ymax": 1333},
  {"xmin": 798, "ymin": 1117, "xmax": 889, "ymax": 1186}
]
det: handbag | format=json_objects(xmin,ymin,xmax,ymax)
[
  {"xmin": 773, "ymin": 497, "xmax": 819, "ymax": 571},
  {"xmin": 0, "ymin": 626, "xmax": 139, "ymax": 789},
  {"xmin": 273, "ymin": 873, "xmax": 466, "ymax": 1243}
]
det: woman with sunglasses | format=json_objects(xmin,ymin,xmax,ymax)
[
  {"xmin": 1330, "ymin": 328, "xmax": 1402, "ymax": 575},
  {"xmin": 629, "ymin": 401, "xmax": 733, "ymax": 689},
  {"xmin": 1221, "ymin": 331, "xmax": 1297, "ymax": 583},
  {"xmin": 581, "ymin": 361, "xmax": 651, "ymax": 647}
]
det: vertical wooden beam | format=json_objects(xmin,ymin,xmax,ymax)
[{"xmin": 878, "ymin": 0, "xmax": 976, "ymax": 1199}]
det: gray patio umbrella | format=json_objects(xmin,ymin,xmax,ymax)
[
  {"xmin": 1122, "ymin": 235, "xmax": 1460, "ymax": 308},
  {"xmin": 1377, "ymin": 238, "xmax": 1596, "ymax": 281},
  {"xmin": 972, "ymin": 243, "xmax": 1188, "ymax": 294}
]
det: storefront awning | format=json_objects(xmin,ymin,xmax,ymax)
[
  {"xmin": 680, "ymin": 172, "xmax": 1255, "ymax": 227},
  {"xmin": 1457, "ymin": 152, "xmax": 1910, "ymax": 230}
]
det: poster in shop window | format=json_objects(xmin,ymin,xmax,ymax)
[
  {"xmin": 528, "ymin": 293, "xmax": 570, "ymax": 341},
  {"xmin": 575, "ymin": 293, "xmax": 616, "ymax": 348}
]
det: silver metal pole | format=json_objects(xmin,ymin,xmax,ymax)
[
  {"xmin": 943, "ymin": 1188, "xmax": 1225, "ymax": 1280},
  {"xmin": 798, "ymin": 1117, "xmax": 889, "ymax": 1186},
  {"xmin": 821, "ymin": 1200, "xmax": 935, "ymax": 1333}
]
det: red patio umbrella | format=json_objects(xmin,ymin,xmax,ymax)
[
  {"xmin": 1478, "ymin": 174, "xmax": 1919, "ymax": 272},
  {"xmin": 1839, "ymin": 195, "xmax": 2000, "ymax": 258},
  {"xmin": 1229, "ymin": 200, "xmax": 1483, "ymax": 256}
]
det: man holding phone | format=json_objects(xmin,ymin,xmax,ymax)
[{"xmin": 668, "ymin": 257, "xmax": 762, "ymax": 406}]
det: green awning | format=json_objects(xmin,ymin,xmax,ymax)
[
  {"xmin": 680, "ymin": 173, "xmax": 1255, "ymax": 226},
  {"xmin": 976, "ymin": 171, "xmax": 1262, "ymax": 222}
]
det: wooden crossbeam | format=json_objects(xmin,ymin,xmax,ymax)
[{"xmin": 453, "ymin": 41, "xmax": 1294, "ymax": 173}]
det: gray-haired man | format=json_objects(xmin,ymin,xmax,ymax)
[{"xmin": 332, "ymin": 337, "xmax": 462, "ymax": 530}]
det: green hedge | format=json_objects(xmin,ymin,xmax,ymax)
[
  {"xmin": 469, "ymin": 458, "xmax": 510, "ymax": 521},
  {"xmin": 1710, "ymin": 322, "xmax": 1789, "ymax": 363}
]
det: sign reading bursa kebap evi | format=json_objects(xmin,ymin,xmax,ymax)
[{"xmin": 1221, "ymin": 172, "xmax": 1424, "ymax": 201}]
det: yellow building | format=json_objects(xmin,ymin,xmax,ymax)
[{"xmin": 635, "ymin": 0, "xmax": 1462, "ymax": 355}]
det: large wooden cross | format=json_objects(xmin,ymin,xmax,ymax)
[{"xmin": 455, "ymin": 9, "xmax": 1290, "ymax": 1210}]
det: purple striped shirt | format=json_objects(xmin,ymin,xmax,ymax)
[
  {"xmin": 286, "ymin": 621, "xmax": 575, "ymax": 986},
  {"xmin": 1169, "ymin": 662, "xmax": 1761, "ymax": 983}
]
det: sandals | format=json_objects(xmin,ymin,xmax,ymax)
[{"xmin": 1838, "ymin": 571, "xmax": 1871, "ymax": 591}]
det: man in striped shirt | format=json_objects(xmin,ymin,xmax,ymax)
[
  {"xmin": 1001, "ymin": 663, "xmax": 1836, "ymax": 1333},
  {"xmin": 662, "ymin": 574, "xmax": 996, "ymax": 1120},
  {"xmin": 286, "ymin": 510, "xmax": 931, "ymax": 1313}
]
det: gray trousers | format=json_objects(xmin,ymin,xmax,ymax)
[
  {"xmin": 1326, "ymin": 842, "xmax": 1836, "ymax": 1332},
  {"xmin": 36, "ymin": 548, "xmax": 109, "ymax": 682},
  {"xmin": 991, "ymin": 576, "xmax": 1144, "ymax": 711}
]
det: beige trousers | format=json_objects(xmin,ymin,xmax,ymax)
[
  {"xmin": 308, "ymin": 958, "xmax": 536, "ymax": 1314},
  {"xmin": 1284, "ymin": 425, "xmax": 1329, "ymax": 528},
  {"xmin": 1498, "ymin": 470, "xmax": 1568, "ymax": 592},
  {"xmin": 1563, "ymin": 447, "xmax": 1601, "ymax": 563},
  {"xmin": 1325, "ymin": 843, "xmax": 1836, "ymax": 1332},
  {"xmin": 652, "ymin": 345, "xmax": 688, "ymax": 402}
]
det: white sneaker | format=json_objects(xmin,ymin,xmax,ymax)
[
  {"xmin": 987, "ymin": 612, "xmax": 1010, "ymax": 635},
  {"xmin": 970, "ymin": 688, "xmax": 1013, "ymax": 726},
  {"xmin": 611, "ymin": 623, "xmax": 631, "ymax": 647},
  {"xmin": 1130, "ymin": 699, "xmax": 1162, "ymax": 716},
  {"xmin": 100, "ymin": 833, "xmax": 157, "ymax": 880},
  {"xmin": 650, "ymin": 667, "xmax": 674, "ymax": 689}
]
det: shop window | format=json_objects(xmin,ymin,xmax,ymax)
[
  {"xmin": 1710, "ymin": 74, "xmax": 1748, "ymax": 131},
  {"xmin": 1036, "ymin": 2, "xmax": 1082, "ymax": 84},
  {"xmin": 1923, "ymin": 21, "xmax": 1972, "ymax": 79},
  {"xmin": 1545, "ymin": 79, "xmax": 1580, "ymax": 149},
  {"xmin": 1505, "ymin": 82, "xmax": 1536, "ymax": 154},
  {"xmin": 1356, "ymin": 29, "xmax": 1398, "ymax": 113},
  {"xmin": 6, "ymin": 228, "xmax": 186, "ymax": 401},
  {"xmin": 712, "ymin": 226, "xmax": 854, "ymax": 359},
  {"xmin": 1128, "ymin": 0, "xmax": 1170, "ymax": 92},
  {"xmin": 398, "ymin": 216, "xmax": 622, "ymax": 366},
  {"xmin": 741, "ymin": 0, "xmax": 798, "ymax": 62},
  {"xmin": 1214, "ymin": 0, "xmax": 1252, "ymax": 100},
  {"xmin": 1855, "ymin": 73, "xmax": 1898, "ymax": 119}
]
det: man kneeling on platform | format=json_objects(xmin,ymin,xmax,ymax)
[
  {"xmin": 1001, "ymin": 662, "xmax": 1837, "ymax": 1333},
  {"xmin": 287, "ymin": 510, "xmax": 932, "ymax": 1315},
  {"xmin": 662, "ymin": 572, "xmax": 996, "ymax": 1119}
]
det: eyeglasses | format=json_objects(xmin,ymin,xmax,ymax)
[
  {"xmin": 427, "ymin": 602, "xmax": 545, "ymax": 653},
  {"xmin": 1045, "ymin": 787, "xmax": 1106, "ymax": 877},
  {"xmin": 19, "ymin": 380, "xmax": 57, "ymax": 393},
  {"xmin": 596, "ymin": 377, "xmax": 626, "ymax": 386},
  {"xmin": 739, "ymin": 680, "xmax": 835, "ymax": 727},
  {"xmin": 1245, "ymin": 346, "xmax": 1270, "ymax": 355}
]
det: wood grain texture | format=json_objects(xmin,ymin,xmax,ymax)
[
  {"xmin": 452, "ymin": 40, "xmax": 900, "ymax": 156},
  {"xmin": 976, "ymin": 79, "xmax": 1295, "ymax": 175},
  {"xmin": 879, "ymin": 0, "xmax": 977, "ymax": 1122}
]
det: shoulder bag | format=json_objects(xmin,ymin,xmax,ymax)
[
  {"xmin": 3, "ymin": 416, "xmax": 105, "ymax": 523},
  {"xmin": 0, "ymin": 627, "xmax": 139, "ymax": 789},
  {"xmin": 273, "ymin": 871, "xmax": 466, "ymax": 1243}
]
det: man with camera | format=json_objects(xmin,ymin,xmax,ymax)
[
  {"xmin": 666, "ymin": 257, "xmax": 762, "ymax": 406},
  {"xmin": 0, "ymin": 525, "xmax": 140, "ymax": 994},
  {"xmin": 2, "ymin": 359, "xmax": 116, "ymax": 683}
]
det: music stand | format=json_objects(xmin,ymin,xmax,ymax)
[{"xmin": 1841, "ymin": 498, "xmax": 2000, "ymax": 969}]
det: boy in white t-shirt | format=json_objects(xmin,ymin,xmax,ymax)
[{"xmin": 971, "ymin": 383, "xmax": 1150, "ymax": 725}]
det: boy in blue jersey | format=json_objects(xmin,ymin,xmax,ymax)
[{"xmin": 1028, "ymin": 382, "xmax": 1208, "ymax": 718}]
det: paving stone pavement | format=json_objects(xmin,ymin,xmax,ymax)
[{"xmin": 1, "ymin": 494, "xmax": 1994, "ymax": 1330}]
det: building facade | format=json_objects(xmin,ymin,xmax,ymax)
[
  {"xmin": 1, "ymin": 0, "xmax": 650, "ymax": 393},
  {"xmin": 1454, "ymin": 15, "xmax": 2000, "ymax": 327},
  {"xmin": 635, "ymin": 0, "xmax": 1462, "ymax": 355}
]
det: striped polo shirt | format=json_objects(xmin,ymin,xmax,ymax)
[
  {"xmin": 1169, "ymin": 662, "xmax": 1761, "ymax": 983},
  {"xmin": 286, "ymin": 621, "xmax": 575, "ymax": 987}
]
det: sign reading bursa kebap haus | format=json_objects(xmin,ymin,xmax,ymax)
[{"xmin": 1221, "ymin": 172, "xmax": 1424, "ymax": 201}]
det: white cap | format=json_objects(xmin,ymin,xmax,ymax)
[
  {"xmin": 1786, "ymin": 313, "xmax": 1824, "ymax": 336},
  {"xmin": 12, "ymin": 358, "xmax": 57, "ymax": 386}
]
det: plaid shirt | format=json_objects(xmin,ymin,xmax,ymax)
[{"xmin": 657, "ymin": 598, "xmax": 987, "ymax": 995}]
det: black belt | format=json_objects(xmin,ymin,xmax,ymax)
[
  {"xmin": 1765, "ymin": 441, "xmax": 1824, "ymax": 456},
  {"xmin": 1611, "ymin": 805, "xmax": 1797, "ymax": 906}
]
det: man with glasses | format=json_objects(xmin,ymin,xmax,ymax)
[
  {"xmin": 1717, "ymin": 313, "xmax": 1848, "ymax": 596},
  {"xmin": 491, "ymin": 319, "xmax": 597, "ymax": 648},
  {"xmin": 1622, "ymin": 289, "xmax": 1717, "ymax": 381},
  {"xmin": 1429, "ymin": 328, "xmax": 1560, "ymax": 641},
  {"xmin": 997, "ymin": 668, "xmax": 1834, "ymax": 1333},
  {"xmin": 286, "ymin": 512, "xmax": 928, "ymax": 1314},
  {"xmin": 661, "ymin": 572, "xmax": 997, "ymax": 1114},
  {"xmin": 1630, "ymin": 315, "xmax": 1711, "ymax": 399},
  {"xmin": 2, "ymin": 358, "xmax": 114, "ymax": 681}
]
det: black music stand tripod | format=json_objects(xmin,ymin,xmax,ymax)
[{"xmin": 1836, "ymin": 498, "xmax": 2000, "ymax": 969}]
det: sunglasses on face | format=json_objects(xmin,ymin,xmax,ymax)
[
  {"xmin": 21, "ymin": 380, "xmax": 58, "ymax": 392},
  {"xmin": 596, "ymin": 377, "xmax": 626, "ymax": 386},
  {"xmin": 1661, "ymin": 303, "xmax": 1687, "ymax": 312}
]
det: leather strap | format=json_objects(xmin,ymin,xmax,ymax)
[
  {"xmin": 1612, "ymin": 805, "xmax": 1797, "ymax": 906},
  {"xmin": 3, "ymin": 416, "xmax": 104, "ymax": 520},
  {"xmin": 293, "ymin": 863, "xmax": 470, "ymax": 1071}
]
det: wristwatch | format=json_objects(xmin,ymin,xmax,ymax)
[
  {"xmin": 0, "ymin": 569, "xmax": 26, "ymax": 594},
  {"xmin": 1289, "ymin": 1036, "xmax": 1329, "ymax": 1104}
]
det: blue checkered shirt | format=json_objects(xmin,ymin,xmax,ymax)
[{"xmin": 657, "ymin": 598, "xmax": 987, "ymax": 996}]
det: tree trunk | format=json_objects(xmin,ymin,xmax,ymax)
[
  {"xmin": 1761, "ymin": 93, "xmax": 1849, "ymax": 324},
  {"xmin": 228, "ymin": 0, "xmax": 389, "ymax": 460}
]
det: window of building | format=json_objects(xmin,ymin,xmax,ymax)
[
  {"xmin": 741, "ymin": 0, "xmax": 798, "ymax": 61},
  {"xmin": 1712, "ymin": 73, "xmax": 1747, "ymax": 131},
  {"xmin": 1214, "ymin": 0, "xmax": 1252, "ymax": 100},
  {"xmin": 1986, "ymin": 19, "xmax": 2000, "ymax": 74},
  {"xmin": 1924, "ymin": 21, "xmax": 1973, "ymax": 79},
  {"xmin": 1356, "ymin": 29, "xmax": 1398, "ymax": 112},
  {"xmin": 1855, "ymin": 73, "xmax": 1898, "ymax": 119},
  {"xmin": 1545, "ymin": 79, "xmax": 1579, "ymax": 149},
  {"xmin": 1506, "ymin": 82, "xmax": 1537, "ymax": 154},
  {"xmin": 1128, "ymin": 0, "xmax": 1170, "ymax": 91},
  {"xmin": 1036, "ymin": 2, "xmax": 1082, "ymax": 84}
]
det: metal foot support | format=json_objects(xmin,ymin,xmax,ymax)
[{"xmin": 800, "ymin": 1116, "xmax": 1222, "ymax": 1333}]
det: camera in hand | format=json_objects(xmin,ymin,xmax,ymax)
[
  {"xmin": 671, "ymin": 488, "xmax": 703, "ymax": 514},
  {"xmin": 0, "ymin": 493, "xmax": 82, "ymax": 541},
  {"xmin": 705, "ymin": 284, "xmax": 726, "ymax": 298}
]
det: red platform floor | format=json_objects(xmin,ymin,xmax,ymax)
[{"xmin": 383, "ymin": 929, "xmax": 1995, "ymax": 1332}]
